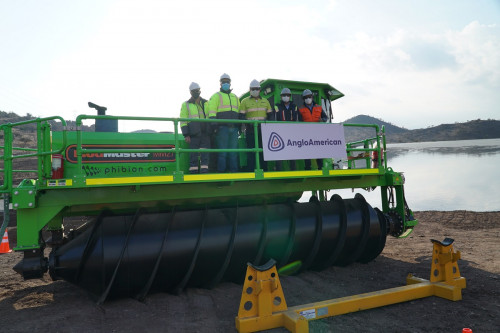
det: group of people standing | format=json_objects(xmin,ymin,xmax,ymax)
[{"xmin": 179, "ymin": 74, "xmax": 328, "ymax": 174}]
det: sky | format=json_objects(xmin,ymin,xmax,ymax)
[{"xmin": 1, "ymin": 0, "xmax": 499, "ymax": 132}]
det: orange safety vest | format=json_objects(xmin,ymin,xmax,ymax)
[{"xmin": 299, "ymin": 105, "xmax": 322, "ymax": 122}]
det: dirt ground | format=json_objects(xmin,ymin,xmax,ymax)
[{"xmin": 1, "ymin": 210, "xmax": 499, "ymax": 333}]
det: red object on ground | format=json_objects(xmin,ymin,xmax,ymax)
[{"xmin": 0, "ymin": 229, "xmax": 12, "ymax": 254}]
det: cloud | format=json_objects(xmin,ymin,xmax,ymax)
[
  {"xmin": 448, "ymin": 21, "xmax": 500, "ymax": 87},
  {"xmin": 305, "ymin": 20, "xmax": 500, "ymax": 128},
  {"xmin": 403, "ymin": 40, "xmax": 457, "ymax": 71}
]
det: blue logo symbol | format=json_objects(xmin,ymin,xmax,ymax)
[{"xmin": 268, "ymin": 132, "xmax": 285, "ymax": 151}]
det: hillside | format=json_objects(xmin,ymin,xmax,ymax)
[
  {"xmin": 344, "ymin": 115, "xmax": 409, "ymax": 135},
  {"xmin": 391, "ymin": 119, "xmax": 500, "ymax": 142},
  {"xmin": 343, "ymin": 114, "xmax": 500, "ymax": 143},
  {"xmin": 343, "ymin": 115, "xmax": 409, "ymax": 143}
]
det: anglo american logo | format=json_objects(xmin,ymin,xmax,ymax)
[
  {"xmin": 65, "ymin": 144, "xmax": 175, "ymax": 163},
  {"xmin": 268, "ymin": 132, "xmax": 285, "ymax": 152}
]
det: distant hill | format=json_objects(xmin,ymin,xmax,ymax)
[
  {"xmin": 343, "ymin": 114, "xmax": 500, "ymax": 143},
  {"xmin": 343, "ymin": 115, "xmax": 409, "ymax": 143},
  {"xmin": 344, "ymin": 115, "xmax": 409, "ymax": 134},
  {"xmin": 132, "ymin": 129, "xmax": 157, "ymax": 133},
  {"xmin": 390, "ymin": 119, "xmax": 500, "ymax": 142}
]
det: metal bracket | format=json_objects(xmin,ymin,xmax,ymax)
[
  {"xmin": 235, "ymin": 239, "xmax": 466, "ymax": 333},
  {"xmin": 11, "ymin": 187, "xmax": 37, "ymax": 209}
]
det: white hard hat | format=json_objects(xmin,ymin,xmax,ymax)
[
  {"xmin": 220, "ymin": 73, "xmax": 231, "ymax": 81},
  {"xmin": 250, "ymin": 79, "xmax": 260, "ymax": 89},
  {"xmin": 281, "ymin": 88, "xmax": 291, "ymax": 95},
  {"xmin": 302, "ymin": 89, "xmax": 313, "ymax": 97},
  {"xmin": 189, "ymin": 82, "xmax": 200, "ymax": 91}
]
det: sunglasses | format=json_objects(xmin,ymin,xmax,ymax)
[
  {"xmin": 250, "ymin": 88, "xmax": 261, "ymax": 91},
  {"xmin": 304, "ymin": 95, "xmax": 313, "ymax": 99},
  {"xmin": 281, "ymin": 94, "xmax": 291, "ymax": 97}
]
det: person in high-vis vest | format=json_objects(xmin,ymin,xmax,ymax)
[
  {"xmin": 239, "ymin": 79, "xmax": 272, "ymax": 171},
  {"xmin": 299, "ymin": 89, "xmax": 328, "ymax": 170},
  {"xmin": 271, "ymin": 87, "xmax": 299, "ymax": 171},
  {"xmin": 207, "ymin": 73, "xmax": 241, "ymax": 173},
  {"xmin": 180, "ymin": 82, "xmax": 210, "ymax": 174}
]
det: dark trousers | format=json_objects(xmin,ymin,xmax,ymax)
[
  {"xmin": 215, "ymin": 126, "xmax": 238, "ymax": 173},
  {"xmin": 246, "ymin": 125, "xmax": 266, "ymax": 171},
  {"xmin": 276, "ymin": 160, "xmax": 296, "ymax": 171},
  {"xmin": 305, "ymin": 159, "xmax": 323, "ymax": 170},
  {"xmin": 188, "ymin": 135, "xmax": 210, "ymax": 173}
]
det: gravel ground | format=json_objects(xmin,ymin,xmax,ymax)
[{"xmin": 1, "ymin": 210, "xmax": 499, "ymax": 333}]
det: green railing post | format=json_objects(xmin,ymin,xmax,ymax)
[
  {"xmin": 382, "ymin": 126, "xmax": 387, "ymax": 170},
  {"xmin": 42, "ymin": 122, "xmax": 52, "ymax": 179},
  {"xmin": 75, "ymin": 117, "xmax": 85, "ymax": 184},
  {"xmin": 376, "ymin": 130, "xmax": 381, "ymax": 172},
  {"xmin": 36, "ymin": 121, "xmax": 44, "ymax": 180},
  {"xmin": 3, "ymin": 127, "xmax": 13, "ymax": 191},
  {"xmin": 364, "ymin": 140, "xmax": 370, "ymax": 169},
  {"xmin": 253, "ymin": 121, "xmax": 260, "ymax": 171},
  {"xmin": 174, "ymin": 119, "xmax": 180, "ymax": 173}
]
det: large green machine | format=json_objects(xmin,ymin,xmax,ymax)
[{"xmin": 0, "ymin": 79, "xmax": 417, "ymax": 302}]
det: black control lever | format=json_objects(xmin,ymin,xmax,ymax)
[{"xmin": 88, "ymin": 102, "xmax": 107, "ymax": 115}]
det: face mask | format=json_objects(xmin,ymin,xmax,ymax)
[
  {"xmin": 221, "ymin": 83, "xmax": 231, "ymax": 91},
  {"xmin": 191, "ymin": 91, "xmax": 201, "ymax": 99},
  {"xmin": 305, "ymin": 98, "xmax": 313, "ymax": 105},
  {"xmin": 250, "ymin": 90, "xmax": 260, "ymax": 97},
  {"xmin": 282, "ymin": 96, "xmax": 290, "ymax": 103}
]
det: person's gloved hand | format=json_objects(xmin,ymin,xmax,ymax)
[{"xmin": 185, "ymin": 135, "xmax": 191, "ymax": 144}]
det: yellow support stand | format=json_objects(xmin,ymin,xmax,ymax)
[
  {"xmin": 235, "ymin": 259, "xmax": 307, "ymax": 333},
  {"xmin": 235, "ymin": 238, "xmax": 466, "ymax": 333},
  {"xmin": 406, "ymin": 238, "xmax": 466, "ymax": 300}
]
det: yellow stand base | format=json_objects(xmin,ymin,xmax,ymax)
[{"xmin": 235, "ymin": 238, "xmax": 466, "ymax": 333}]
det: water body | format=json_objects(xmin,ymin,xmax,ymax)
[{"xmin": 331, "ymin": 138, "xmax": 500, "ymax": 212}]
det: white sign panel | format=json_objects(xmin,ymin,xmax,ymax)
[{"xmin": 261, "ymin": 123, "xmax": 347, "ymax": 161}]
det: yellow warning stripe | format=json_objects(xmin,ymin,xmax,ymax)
[
  {"xmin": 264, "ymin": 170, "xmax": 322, "ymax": 178},
  {"xmin": 86, "ymin": 175, "xmax": 174, "ymax": 185},
  {"xmin": 184, "ymin": 173, "xmax": 255, "ymax": 181},
  {"xmin": 328, "ymin": 168, "xmax": 379, "ymax": 175},
  {"xmin": 84, "ymin": 169, "xmax": 378, "ymax": 186}
]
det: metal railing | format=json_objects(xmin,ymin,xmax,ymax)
[
  {"xmin": 344, "ymin": 123, "xmax": 387, "ymax": 170},
  {"xmin": 74, "ymin": 115, "xmax": 265, "ymax": 172},
  {"xmin": 1, "ymin": 115, "xmax": 386, "ymax": 193},
  {"xmin": 0, "ymin": 116, "xmax": 67, "ymax": 192}
]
